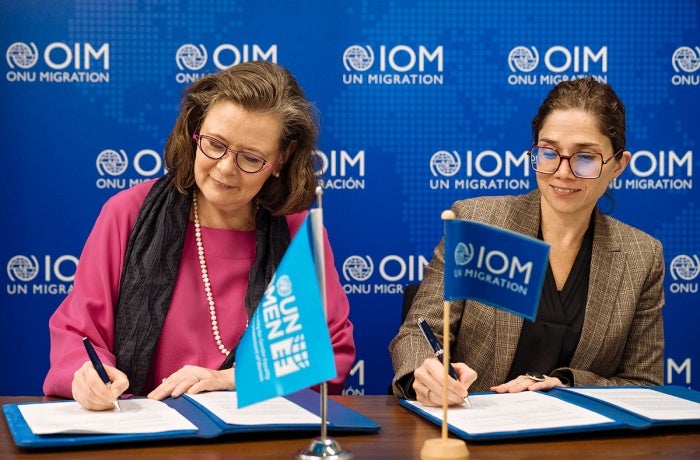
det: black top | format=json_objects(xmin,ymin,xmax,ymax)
[{"xmin": 506, "ymin": 217, "xmax": 594, "ymax": 381}]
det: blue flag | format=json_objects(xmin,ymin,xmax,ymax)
[
  {"xmin": 444, "ymin": 219, "xmax": 550, "ymax": 321},
  {"xmin": 234, "ymin": 215, "xmax": 336, "ymax": 408}
]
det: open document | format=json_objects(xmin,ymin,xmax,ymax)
[
  {"xmin": 184, "ymin": 392, "xmax": 321, "ymax": 425},
  {"xmin": 16, "ymin": 393, "xmax": 321, "ymax": 435},
  {"xmin": 402, "ymin": 391, "xmax": 613, "ymax": 435},
  {"xmin": 17, "ymin": 398, "xmax": 197, "ymax": 435},
  {"xmin": 564, "ymin": 387, "xmax": 700, "ymax": 421},
  {"xmin": 3, "ymin": 389, "xmax": 380, "ymax": 449},
  {"xmin": 400, "ymin": 385, "xmax": 700, "ymax": 441}
]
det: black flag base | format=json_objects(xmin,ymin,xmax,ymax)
[{"xmin": 294, "ymin": 436, "xmax": 354, "ymax": 460}]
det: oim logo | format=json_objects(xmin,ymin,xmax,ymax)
[
  {"xmin": 7, "ymin": 255, "xmax": 40, "ymax": 282},
  {"xmin": 342, "ymin": 256, "xmax": 374, "ymax": 282}
]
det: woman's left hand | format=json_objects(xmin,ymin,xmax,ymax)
[
  {"xmin": 147, "ymin": 365, "xmax": 235, "ymax": 400},
  {"xmin": 490, "ymin": 373, "xmax": 564, "ymax": 393}
]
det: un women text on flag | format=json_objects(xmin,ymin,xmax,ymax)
[{"xmin": 235, "ymin": 216, "xmax": 336, "ymax": 408}]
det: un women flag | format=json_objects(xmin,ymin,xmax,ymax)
[
  {"xmin": 444, "ymin": 219, "xmax": 550, "ymax": 321},
  {"xmin": 235, "ymin": 216, "xmax": 336, "ymax": 408}
]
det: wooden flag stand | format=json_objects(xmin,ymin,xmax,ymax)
[{"xmin": 420, "ymin": 210, "xmax": 469, "ymax": 460}]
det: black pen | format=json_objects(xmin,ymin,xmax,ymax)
[
  {"xmin": 82, "ymin": 337, "xmax": 121, "ymax": 412},
  {"xmin": 417, "ymin": 317, "xmax": 471, "ymax": 408}
]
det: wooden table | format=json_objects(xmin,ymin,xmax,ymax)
[{"xmin": 2, "ymin": 395, "xmax": 700, "ymax": 459}]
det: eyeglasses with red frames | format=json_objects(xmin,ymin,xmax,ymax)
[
  {"xmin": 528, "ymin": 145, "xmax": 622, "ymax": 179},
  {"xmin": 192, "ymin": 133, "xmax": 274, "ymax": 173}
]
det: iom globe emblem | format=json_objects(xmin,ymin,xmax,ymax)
[
  {"xmin": 430, "ymin": 150, "xmax": 461, "ymax": 177},
  {"xmin": 342, "ymin": 255, "xmax": 374, "ymax": 282},
  {"xmin": 669, "ymin": 255, "xmax": 700, "ymax": 281},
  {"xmin": 454, "ymin": 243, "xmax": 474, "ymax": 266},
  {"xmin": 176, "ymin": 44, "xmax": 207, "ymax": 71},
  {"xmin": 6, "ymin": 42, "xmax": 39, "ymax": 69},
  {"xmin": 508, "ymin": 46, "xmax": 539, "ymax": 72},
  {"xmin": 343, "ymin": 45, "xmax": 374, "ymax": 72},
  {"xmin": 96, "ymin": 149, "xmax": 129, "ymax": 176},
  {"xmin": 672, "ymin": 47, "xmax": 700, "ymax": 73},
  {"xmin": 7, "ymin": 255, "xmax": 40, "ymax": 282}
]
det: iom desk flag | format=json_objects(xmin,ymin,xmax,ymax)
[
  {"xmin": 444, "ymin": 219, "xmax": 550, "ymax": 321},
  {"xmin": 235, "ymin": 215, "xmax": 336, "ymax": 408}
]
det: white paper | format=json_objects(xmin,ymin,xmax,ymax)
[
  {"xmin": 405, "ymin": 391, "xmax": 613, "ymax": 435},
  {"xmin": 564, "ymin": 387, "xmax": 700, "ymax": 420},
  {"xmin": 17, "ymin": 398, "xmax": 198, "ymax": 435},
  {"xmin": 185, "ymin": 392, "xmax": 321, "ymax": 425}
]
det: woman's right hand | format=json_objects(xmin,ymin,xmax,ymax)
[
  {"xmin": 72, "ymin": 361, "xmax": 129, "ymax": 411},
  {"xmin": 412, "ymin": 357, "xmax": 477, "ymax": 407}
]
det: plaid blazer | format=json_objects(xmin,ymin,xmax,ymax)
[{"xmin": 390, "ymin": 189, "xmax": 665, "ymax": 396}]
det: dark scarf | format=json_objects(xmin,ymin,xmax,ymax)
[{"xmin": 114, "ymin": 174, "xmax": 290, "ymax": 395}]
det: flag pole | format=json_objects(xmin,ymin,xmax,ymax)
[
  {"xmin": 419, "ymin": 210, "xmax": 469, "ymax": 460},
  {"xmin": 295, "ymin": 186, "xmax": 353, "ymax": 460}
]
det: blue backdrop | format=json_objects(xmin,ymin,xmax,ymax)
[{"xmin": 1, "ymin": 0, "xmax": 698, "ymax": 396}]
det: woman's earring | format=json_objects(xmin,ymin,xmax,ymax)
[{"xmin": 273, "ymin": 171, "xmax": 280, "ymax": 178}]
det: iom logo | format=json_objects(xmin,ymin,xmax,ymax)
[
  {"xmin": 7, "ymin": 255, "xmax": 40, "ymax": 282},
  {"xmin": 508, "ymin": 46, "xmax": 539, "ymax": 72},
  {"xmin": 343, "ymin": 45, "xmax": 374, "ymax": 71},
  {"xmin": 175, "ymin": 43, "xmax": 277, "ymax": 84},
  {"xmin": 341, "ymin": 44, "xmax": 444, "ymax": 86},
  {"xmin": 669, "ymin": 254, "xmax": 700, "ymax": 294},
  {"xmin": 6, "ymin": 42, "xmax": 39, "ymax": 69},
  {"xmin": 430, "ymin": 150, "xmax": 461, "ymax": 177},
  {"xmin": 342, "ymin": 254, "xmax": 428, "ymax": 295},
  {"xmin": 508, "ymin": 45, "xmax": 607, "ymax": 86},
  {"xmin": 450, "ymin": 242, "xmax": 535, "ymax": 291},
  {"xmin": 95, "ymin": 148, "xmax": 163, "ymax": 190},
  {"xmin": 176, "ymin": 44, "xmax": 207, "ymax": 71},
  {"xmin": 96, "ymin": 149, "xmax": 129, "ymax": 176},
  {"xmin": 454, "ymin": 242, "xmax": 474, "ymax": 266},
  {"xmin": 6, "ymin": 254, "xmax": 77, "ymax": 295},
  {"xmin": 342, "ymin": 256, "xmax": 374, "ymax": 282},
  {"xmin": 5, "ymin": 41, "xmax": 110, "ymax": 83},
  {"xmin": 428, "ymin": 149, "xmax": 531, "ymax": 192},
  {"xmin": 671, "ymin": 46, "xmax": 700, "ymax": 86},
  {"xmin": 672, "ymin": 47, "xmax": 700, "ymax": 73}
]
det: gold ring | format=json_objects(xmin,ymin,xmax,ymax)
[{"xmin": 426, "ymin": 388, "xmax": 431, "ymax": 400}]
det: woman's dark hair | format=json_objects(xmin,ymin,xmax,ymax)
[
  {"xmin": 531, "ymin": 77, "xmax": 627, "ymax": 210},
  {"xmin": 164, "ymin": 61, "xmax": 319, "ymax": 215},
  {"xmin": 531, "ymin": 76, "xmax": 626, "ymax": 156}
]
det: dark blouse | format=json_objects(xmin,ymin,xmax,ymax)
[{"xmin": 506, "ymin": 217, "xmax": 594, "ymax": 382}]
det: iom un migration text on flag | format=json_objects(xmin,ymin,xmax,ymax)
[
  {"xmin": 444, "ymin": 219, "xmax": 550, "ymax": 321},
  {"xmin": 235, "ymin": 215, "xmax": 336, "ymax": 408}
]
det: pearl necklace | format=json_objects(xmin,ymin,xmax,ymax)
[{"xmin": 193, "ymin": 190, "xmax": 230, "ymax": 356}]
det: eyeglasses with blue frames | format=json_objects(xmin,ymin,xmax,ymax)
[
  {"xmin": 528, "ymin": 145, "xmax": 622, "ymax": 179},
  {"xmin": 192, "ymin": 133, "xmax": 274, "ymax": 173}
]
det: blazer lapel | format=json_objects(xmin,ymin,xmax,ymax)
[{"xmin": 570, "ymin": 210, "xmax": 624, "ymax": 368}]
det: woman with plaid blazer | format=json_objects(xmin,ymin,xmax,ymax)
[{"xmin": 390, "ymin": 77, "xmax": 664, "ymax": 407}]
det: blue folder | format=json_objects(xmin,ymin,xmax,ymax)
[
  {"xmin": 3, "ymin": 389, "xmax": 380, "ymax": 449},
  {"xmin": 399, "ymin": 385, "xmax": 700, "ymax": 441}
]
